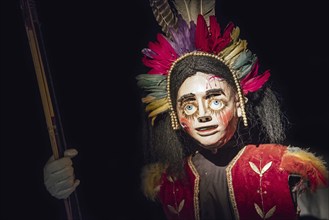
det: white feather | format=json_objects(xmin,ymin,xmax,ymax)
[{"xmin": 173, "ymin": 0, "xmax": 215, "ymax": 25}]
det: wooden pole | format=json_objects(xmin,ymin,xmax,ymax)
[{"xmin": 20, "ymin": 1, "xmax": 81, "ymax": 219}]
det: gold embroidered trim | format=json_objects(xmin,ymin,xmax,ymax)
[
  {"xmin": 188, "ymin": 155, "xmax": 200, "ymax": 220},
  {"xmin": 249, "ymin": 160, "xmax": 276, "ymax": 219},
  {"xmin": 226, "ymin": 146, "xmax": 247, "ymax": 220}
]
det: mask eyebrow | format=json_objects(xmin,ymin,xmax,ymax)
[
  {"xmin": 205, "ymin": 89, "xmax": 225, "ymax": 98},
  {"xmin": 177, "ymin": 93, "xmax": 195, "ymax": 106}
]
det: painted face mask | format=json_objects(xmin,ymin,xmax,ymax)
[{"xmin": 176, "ymin": 72, "xmax": 241, "ymax": 151}]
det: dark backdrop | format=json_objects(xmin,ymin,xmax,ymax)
[{"xmin": 1, "ymin": 0, "xmax": 328, "ymax": 219}]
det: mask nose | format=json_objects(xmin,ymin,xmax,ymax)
[{"xmin": 198, "ymin": 116, "xmax": 212, "ymax": 123}]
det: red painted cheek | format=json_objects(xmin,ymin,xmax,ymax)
[
  {"xmin": 217, "ymin": 110, "xmax": 234, "ymax": 126},
  {"xmin": 179, "ymin": 117, "xmax": 191, "ymax": 131}
]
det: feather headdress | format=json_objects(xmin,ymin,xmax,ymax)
[{"xmin": 137, "ymin": 0, "xmax": 270, "ymax": 128}]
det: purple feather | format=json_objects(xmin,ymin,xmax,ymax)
[{"xmin": 168, "ymin": 16, "xmax": 196, "ymax": 55}]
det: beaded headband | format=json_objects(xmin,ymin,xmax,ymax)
[{"xmin": 136, "ymin": 1, "xmax": 270, "ymax": 130}]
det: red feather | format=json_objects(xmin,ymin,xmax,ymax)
[
  {"xmin": 213, "ymin": 22, "xmax": 234, "ymax": 53},
  {"xmin": 142, "ymin": 34, "xmax": 178, "ymax": 75},
  {"xmin": 195, "ymin": 15, "xmax": 210, "ymax": 52},
  {"xmin": 240, "ymin": 61, "xmax": 270, "ymax": 95}
]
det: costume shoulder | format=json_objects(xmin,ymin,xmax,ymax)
[
  {"xmin": 141, "ymin": 162, "xmax": 167, "ymax": 201},
  {"xmin": 280, "ymin": 145, "xmax": 328, "ymax": 191}
]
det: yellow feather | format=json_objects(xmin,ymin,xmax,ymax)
[
  {"xmin": 219, "ymin": 41, "xmax": 236, "ymax": 59},
  {"xmin": 231, "ymin": 26, "xmax": 240, "ymax": 43},
  {"xmin": 223, "ymin": 40, "xmax": 247, "ymax": 62},
  {"xmin": 145, "ymin": 98, "xmax": 168, "ymax": 111},
  {"xmin": 141, "ymin": 163, "xmax": 167, "ymax": 200},
  {"xmin": 218, "ymin": 27, "xmax": 242, "ymax": 59},
  {"xmin": 151, "ymin": 116, "xmax": 157, "ymax": 126},
  {"xmin": 228, "ymin": 41, "xmax": 248, "ymax": 66},
  {"xmin": 148, "ymin": 102, "xmax": 170, "ymax": 117},
  {"xmin": 142, "ymin": 95, "xmax": 156, "ymax": 104}
]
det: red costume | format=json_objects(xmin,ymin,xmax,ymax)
[{"xmin": 142, "ymin": 144, "xmax": 328, "ymax": 220}]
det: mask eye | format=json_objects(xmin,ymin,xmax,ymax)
[
  {"xmin": 209, "ymin": 99, "xmax": 224, "ymax": 111},
  {"xmin": 184, "ymin": 104, "xmax": 197, "ymax": 115}
]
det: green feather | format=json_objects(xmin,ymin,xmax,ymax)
[
  {"xmin": 136, "ymin": 74, "xmax": 167, "ymax": 99},
  {"xmin": 237, "ymin": 55, "xmax": 257, "ymax": 79},
  {"xmin": 232, "ymin": 50, "xmax": 253, "ymax": 69}
]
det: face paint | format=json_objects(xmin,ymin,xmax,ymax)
[
  {"xmin": 176, "ymin": 72, "xmax": 240, "ymax": 151},
  {"xmin": 180, "ymin": 117, "xmax": 190, "ymax": 131}
]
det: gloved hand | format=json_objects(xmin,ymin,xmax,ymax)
[{"xmin": 43, "ymin": 148, "xmax": 80, "ymax": 199}]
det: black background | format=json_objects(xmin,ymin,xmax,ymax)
[{"xmin": 1, "ymin": 0, "xmax": 328, "ymax": 220}]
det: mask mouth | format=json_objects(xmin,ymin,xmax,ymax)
[{"xmin": 196, "ymin": 125, "xmax": 218, "ymax": 131}]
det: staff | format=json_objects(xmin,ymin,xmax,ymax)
[{"xmin": 20, "ymin": 0, "xmax": 82, "ymax": 219}]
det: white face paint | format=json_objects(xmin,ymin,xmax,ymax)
[{"xmin": 176, "ymin": 72, "xmax": 241, "ymax": 151}]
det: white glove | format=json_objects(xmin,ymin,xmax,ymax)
[{"xmin": 44, "ymin": 148, "xmax": 80, "ymax": 199}]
